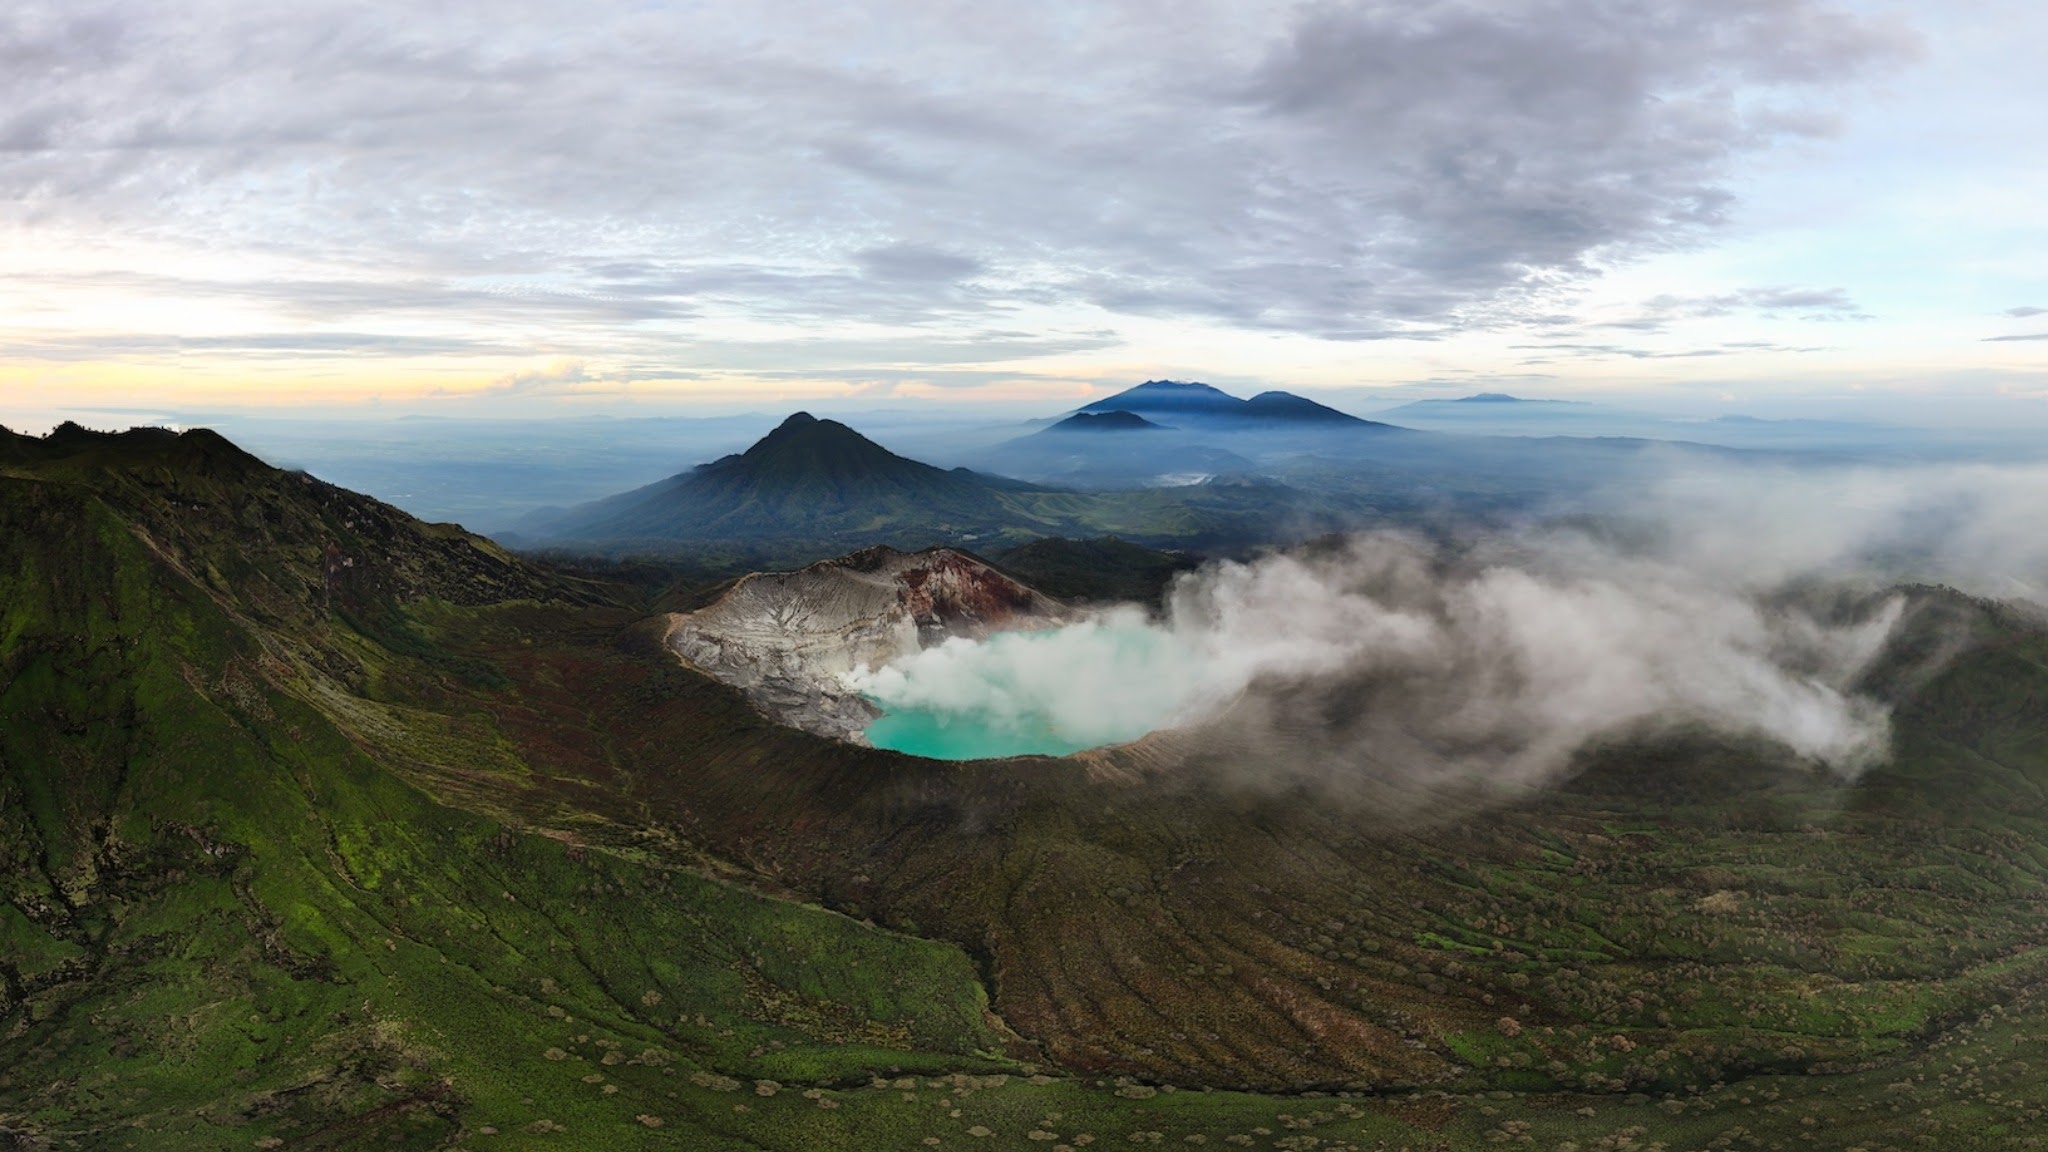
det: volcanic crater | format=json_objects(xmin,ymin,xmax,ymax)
[{"xmin": 663, "ymin": 546, "xmax": 1071, "ymax": 743}]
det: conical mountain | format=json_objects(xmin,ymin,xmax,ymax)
[
  {"xmin": 1240, "ymin": 390, "xmax": 1369, "ymax": 424},
  {"xmin": 521, "ymin": 412, "xmax": 1065, "ymax": 552},
  {"xmin": 1038, "ymin": 410, "xmax": 1167, "ymax": 433},
  {"xmin": 690, "ymin": 411, "xmax": 992, "ymax": 502}
]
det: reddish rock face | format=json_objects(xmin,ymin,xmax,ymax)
[{"xmin": 895, "ymin": 552, "xmax": 1041, "ymax": 634}]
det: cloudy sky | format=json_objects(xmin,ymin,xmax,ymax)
[{"xmin": 2, "ymin": 0, "xmax": 2044, "ymax": 424}]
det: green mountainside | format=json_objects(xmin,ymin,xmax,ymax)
[
  {"xmin": 8, "ymin": 425, "xmax": 2048, "ymax": 1150},
  {"xmin": 989, "ymin": 537, "xmax": 1201, "ymax": 605}
]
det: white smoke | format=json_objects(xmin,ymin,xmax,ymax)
[
  {"xmin": 846, "ymin": 611, "xmax": 1201, "ymax": 749},
  {"xmin": 1620, "ymin": 458, "xmax": 2048, "ymax": 600},
  {"xmin": 844, "ymin": 461, "xmax": 2048, "ymax": 784},
  {"xmin": 848, "ymin": 532, "xmax": 1902, "ymax": 780}
]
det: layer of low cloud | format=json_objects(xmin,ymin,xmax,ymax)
[
  {"xmin": 1600, "ymin": 286, "xmax": 1871, "ymax": 332},
  {"xmin": 0, "ymin": 0, "xmax": 1913, "ymax": 344},
  {"xmin": 1, "ymin": 330, "xmax": 523, "ymax": 361},
  {"xmin": 1613, "ymin": 459, "xmax": 2048, "ymax": 600}
]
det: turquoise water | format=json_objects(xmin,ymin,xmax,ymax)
[
  {"xmin": 853, "ymin": 616, "xmax": 1199, "ymax": 761},
  {"xmin": 863, "ymin": 705, "xmax": 1100, "ymax": 760}
]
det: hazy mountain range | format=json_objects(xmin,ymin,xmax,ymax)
[
  {"xmin": 506, "ymin": 408, "xmax": 1324, "ymax": 565},
  {"xmin": 1077, "ymin": 379, "xmax": 1385, "ymax": 427},
  {"xmin": 505, "ymin": 382, "xmax": 1773, "ymax": 565},
  {"xmin": 99, "ymin": 382, "xmax": 2048, "ymax": 535}
]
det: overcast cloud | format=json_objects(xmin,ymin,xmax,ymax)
[{"xmin": 0, "ymin": 0, "xmax": 1916, "ymax": 356}]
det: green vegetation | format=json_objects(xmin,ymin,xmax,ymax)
[
  {"xmin": 990, "ymin": 537, "xmax": 1201, "ymax": 606},
  {"xmin": 0, "ymin": 431, "xmax": 1012, "ymax": 1148},
  {"xmin": 8, "ymin": 424, "xmax": 2048, "ymax": 1149}
]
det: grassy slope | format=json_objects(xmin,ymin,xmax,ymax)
[
  {"xmin": 0, "ymin": 441, "xmax": 1010, "ymax": 1148},
  {"xmin": 988, "ymin": 538, "xmax": 1202, "ymax": 606},
  {"xmin": 8, "ymin": 428, "xmax": 2048, "ymax": 1150}
]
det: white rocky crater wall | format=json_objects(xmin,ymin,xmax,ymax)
[{"xmin": 664, "ymin": 547, "xmax": 1069, "ymax": 740}]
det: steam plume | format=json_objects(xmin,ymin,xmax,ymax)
[
  {"xmin": 846, "ymin": 460, "xmax": 2048, "ymax": 786},
  {"xmin": 850, "ymin": 533, "xmax": 1899, "ymax": 782}
]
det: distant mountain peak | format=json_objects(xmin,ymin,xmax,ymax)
[
  {"xmin": 1081, "ymin": 381, "xmax": 1382, "ymax": 427},
  {"xmin": 720, "ymin": 412, "xmax": 916, "ymax": 478},
  {"xmin": 1081, "ymin": 381, "xmax": 1247, "ymax": 416},
  {"xmin": 526, "ymin": 411, "xmax": 1049, "ymax": 549},
  {"xmin": 1441, "ymin": 393, "xmax": 1586, "ymax": 406},
  {"xmin": 1042, "ymin": 411, "xmax": 1165, "ymax": 433},
  {"xmin": 1241, "ymin": 391, "xmax": 1367, "ymax": 424}
]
